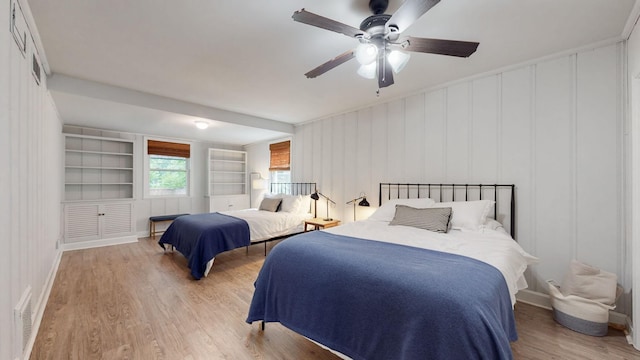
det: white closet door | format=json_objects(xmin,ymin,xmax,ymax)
[
  {"xmin": 64, "ymin": 204, "xmax": 100, "ymax": 243},
  {"xmin": 102, "ymin": 202, "xmax": 134, "ymax": 237}
]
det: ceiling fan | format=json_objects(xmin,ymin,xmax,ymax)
[{"xmin": 292, "ymin": 0, "xmax": 479, "ymax": 89}]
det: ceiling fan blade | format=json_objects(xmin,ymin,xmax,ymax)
[
  {"xmin": 387, "ymin": 0, "xmax": 441, "ymax": 33},
  {"xmin": 398, "ymin": 37, "xmax": 479, "ymax": 57},
  {"xmin": 377, "ymin": 53, "xmax": 394, "ymax": 88},
  {"xmin": 304, "ymin": 49, "xmax": 355, "ymax": 79},
  {"xmin": 293, "ymin": 9, "xmax": 364, "ymax": 39}
]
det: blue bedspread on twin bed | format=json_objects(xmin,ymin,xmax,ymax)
[
  {"xmin": 246, "ymin": 231, "xmax": 517, "ymax": 360},
  {"xmin": 158, "ymin": 213, "xmax": 250, "ymax": 280}
]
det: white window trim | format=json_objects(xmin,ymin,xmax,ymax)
[{"xmin": 144, "ymin": 136, "xmax": 193, "ymax": 199}]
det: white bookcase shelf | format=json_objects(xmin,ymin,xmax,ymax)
[
  {"xmin": 207, "ymin": 148, "xmax": 249, "ymax": 211},
  {"xmin": 208, "ymin": 148, "xmax": 247, "ymax": 196},
  {"xmin": 64, "ymin": 134, "xmax": 134, "ymax": 201}
]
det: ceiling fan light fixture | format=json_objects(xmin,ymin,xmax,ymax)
[
  {"xmin": 357, "ymin": 63, "xmax": 377, "ymax": 79},
  {"xmin": 195, "ymin": 120, "xmax": 209, "ymax": 130},
  {"xmin": 355, "ymin": 43, "xmax": 378, "ymax": 65},
  {"xmin": 388, "ymin": 50, "xmax": 410, "ymax": 74}
]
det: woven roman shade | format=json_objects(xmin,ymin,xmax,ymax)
[
  {"xmin": 148, "ymin": 140, "xmax": 190, "ymax": 158},
  {"xmin": 269, "ymin": 140, "xmax": 290, "ymax": 171}
]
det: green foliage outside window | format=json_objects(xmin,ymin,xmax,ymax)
[{"xmin": 149, "ymin": 155, "xmax": 187, "ymax": 195}]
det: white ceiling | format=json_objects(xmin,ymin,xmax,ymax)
[{"xmin": 28, "ymin": 0, "xmax": 637, "ymax": 145}]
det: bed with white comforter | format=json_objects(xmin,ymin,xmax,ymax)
[
  {"xmin": 247, "ymin": 185, "xmax": 538, "ymax": 359},
  {"xmin": 159, "ymin": 192, "xmax": 313, "ymax": 279}
]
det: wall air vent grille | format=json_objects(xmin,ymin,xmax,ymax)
[{"xmin": 14, "ymin": 286, "xmax": 33, "ymax": 358}]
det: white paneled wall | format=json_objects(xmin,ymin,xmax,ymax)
[
  {"xmin": 627, "ymin": 18, "xmax": 640, "ymax": 350},
  {"xmin": 1, "ymin": 0, "xmax": 63, "ymax": 358},
  {"xmin": 292, "ymin": 42, "xmax": 626, "ymax": 308}
]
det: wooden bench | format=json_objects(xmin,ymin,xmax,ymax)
[{"xmin": 149, "ymin": 214, "xmax": 189, "ymax": 238}]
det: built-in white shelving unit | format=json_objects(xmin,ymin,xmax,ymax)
[
  {"xmin": 64, "ymin": 134, "xmax": 134, "ymax": 201},
  {"xmin": 207, "ymin": 148, "xmax": 249, "ymax": 211},
  {"xmin": 62, "ymin": 131, "xmax": 136, "ymax": 247}
]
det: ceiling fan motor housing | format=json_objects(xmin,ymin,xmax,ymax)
[
  {"xmin": 359, "ymin": 14, "xmax": 391, "ymax": 35},
  {"xmin": 368, "ymin": 0, "xmax": 389, "ymax": 15}
]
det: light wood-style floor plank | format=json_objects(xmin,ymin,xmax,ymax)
[{"xmin": 31, "ymin": 237, "xmax": 639, "ymax": 359}]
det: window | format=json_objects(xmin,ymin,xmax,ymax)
[
  {"xmin": 270, "ymin": 140, "xmax": 291, "ymax": 183},
  {"xmin": 147, "ymin": 139, "xmax": 191, "ymax": 197},
  {"xmin": 270, "ymin": 170, "xmax": 291, "ymax": 183}
]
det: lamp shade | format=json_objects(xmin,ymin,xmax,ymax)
[
  {"xmin": 355, "ymin": 43, "xmax": 378, "ymax": 65},
  {"xmin": 310, "ymin": 191, "xmax": 320, "ymax": 201},
  {"xmin": 357, "ymin": 63, "xmax": 377, "ymax": 79},
  {"xmin": 388, "ymin": 50, "xmax": 410, "ymax": 74},
  {"xmin": 252, "ymin": 179, "xmax": 266, "ymax": 190},
  {"xmin": 358, "ymin": 197, "xmax": 370, "ymax": 207}
]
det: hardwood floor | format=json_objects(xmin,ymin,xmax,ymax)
[{"xmin": 31, "ymin": 237, "xmax": 639, "ymax": 359}]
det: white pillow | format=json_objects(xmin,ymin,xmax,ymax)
[
  {"xmin": 431, "ymin": 200, "xmax": 494, "ymax": 231},
  {"xmin": 264, "ymin": 193, "xmax": 312, "ymax": 213},
  {"xmin": 483, "ymin": 219, "xmax": 504, "ymax": 231},
  {"xmin": 280, "ymin": 195, "xmax": 302, "ymax": 213},
  {"xmin": 368, "ymin": 198, "xmax": 436, "ymax": 222},
  {"xmin": 298, "ymin": 195, "xmax": 312, "ymax": 214}
]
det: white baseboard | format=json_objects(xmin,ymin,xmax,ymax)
[
  {"xmin": 23, "ymin": 245, "xmax": 63, "ymax": 360},
  {"xmin": 516, "ymin": 289, "xmax": 628, "ymax": 327},
  {"xmin": 516, "ymin": 289, "xmax": 552, "ymax": 310},
  {"xmin": 62, "ymin": 235, "xmax": 138, "ymax": 251}
]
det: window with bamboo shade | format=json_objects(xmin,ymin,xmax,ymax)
[
  {"xmin": 147, "ymin": 140, "xmax": 190, "ymax": 158},
  {"xmin": 147, "ymin": 139, "xmax": 191, "ymax": 197},
  {"xmin": 269, "ymin": 140, "xmax": 290, "ymax": 171}
]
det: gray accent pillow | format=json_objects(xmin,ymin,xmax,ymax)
[
  {"xmin": 389, "ymin": 205, "xmax": 452, "ymax": 233},
  {"xmin": 259, "ymin": 197, "xmax": 282, "ymax": 212}
]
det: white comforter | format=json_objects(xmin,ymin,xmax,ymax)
[
  {"xmin": 202, "ymin": 209, "xmax": 312, "ymax": 277},
  {"xmin": 220, "ymin": 208, "xmax": 312, "ymax": 242},
  {"xmin": 324, "ymin": 220, "xmax": 538, "ymax": 306}
]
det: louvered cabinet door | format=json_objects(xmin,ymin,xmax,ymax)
[
  {"xmin": 102, "ymin": 202, "xmax": 134, "ymax": 237},
  {"xmin": 64, "ymin": 202, "xmax": 135, "ymax": 243},
  {"xmin": 64, "ymin": 204, "xmax": 100, "ymax": 243}
]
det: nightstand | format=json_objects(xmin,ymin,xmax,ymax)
[{"xmin": 304, "ymin": 218, "xmax": 341, "ymax": 232}]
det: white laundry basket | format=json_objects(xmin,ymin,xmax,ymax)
[{"xmin": 548, "ymin": 281, "xmax": 615, "ymax": 336}]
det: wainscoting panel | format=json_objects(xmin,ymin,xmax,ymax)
[
  {"xmin": 405, "ymin": 94, "xmax": 426, "ymax": 182},
  {"xmin": 424, "ymin": 89, "xmax": 447, "ymax": 182},
  {"xmin": 370, "ymin": 104, "xmax": 389, "ymax": 200},
  {"xmin": 575, "ymin": 44, "xmax": 622, "ymax": 274},
  {"xmin": 446, "ymin": 82, "xmax": 471, "ymax": 182},
  {"xmin": 3, "ymin": 3, "xmax": 63, "ymax": 358},
  {"xmin": 471, "ymin": 75, "xmax": 499, "ymax": 183},
  {"xmin": 533, "ymin": 55, "xmax": 576, "ymax": 286},
  {"xmin": 356, "ymin": 108, "xmax": 373, "ymax": 205},
  {"xmin": 500, "ymin": 66, "xmax": 534, "ymax": 285},
  {"xmin": 387, "ymin": 99, "xmax": 406, "ymax": 182}
]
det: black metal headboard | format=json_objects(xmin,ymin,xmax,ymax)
[
  {"xmin": 379, "ymin": 183, "xmax": 516, "ymax": 239},
  {"xmin": 270, "ymin": 182, "xmax": 317, "ymax": 216}
]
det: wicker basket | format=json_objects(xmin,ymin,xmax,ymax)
[{"xmin": 548, "ymin": 281, "xmax": 616, "ymax": 336}]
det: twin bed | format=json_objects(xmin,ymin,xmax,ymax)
[
  {"xmin": 246, "ymin": 183, "xmax": 537, "ymax": 360},
  {"xmin": 158, "ymin": 182, "xmax": 316, "ymax": 279}
]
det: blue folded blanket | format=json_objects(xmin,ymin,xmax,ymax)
[
  {"xmin": 247, "ymin": 231, "xmax": 516, "ymax": 360},
  {"xmin": 159, "ymin": 213, "xmax": 250, "ymax": 279}
]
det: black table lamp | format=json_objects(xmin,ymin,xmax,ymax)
[
  {"xmin": 310, "ymin": 191, "xmax": 336, "ymax": 221},
  {"xmin": 346, "ymin": 192, "xmax": 370, "ymax": 221}
]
